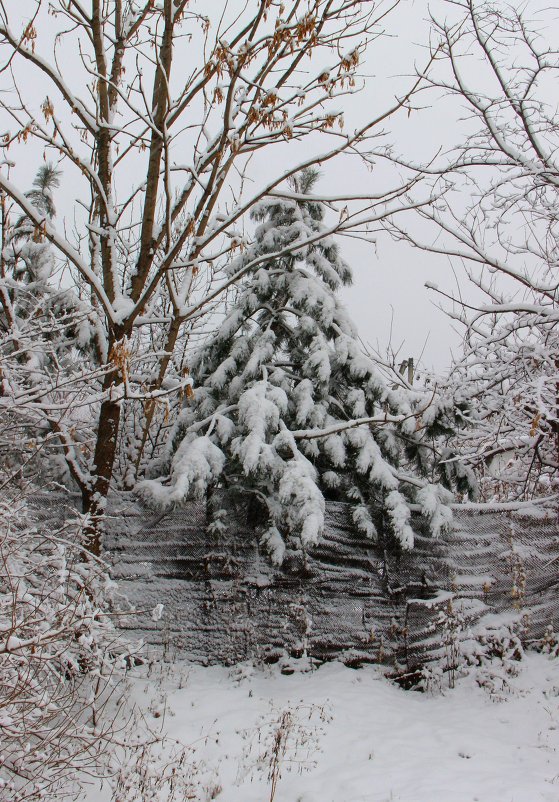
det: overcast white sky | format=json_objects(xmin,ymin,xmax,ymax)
[{"xmin": 326, "ymin": 0, "xmax": 468, "ymax": 371}]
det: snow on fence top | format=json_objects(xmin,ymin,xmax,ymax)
[{"xmin": 32, "ymin": 494, "xmax": 559, "ymax": 670}]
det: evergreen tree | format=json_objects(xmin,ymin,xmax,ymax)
[
  {"xmin": 141, "ymin": 171, "xmax": 457, "ymax": 563},
  {"xmin": 0, "ymin": 166, "xmax": 97, "ymax": 484},
  {"xmin": 2, "ymin": 164, "xmax": 97, "ymax": 371}
]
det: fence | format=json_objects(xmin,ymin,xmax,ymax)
[{"xmin": 94, "ymin": 494, "xmax": 559, "ymax": 671}]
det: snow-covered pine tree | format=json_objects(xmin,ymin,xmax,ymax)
[
  {"xmin": 141, "ymin": 170, "xmax": 456, "ymax": 563},
  {"xmin": 2, "ymin": 164, "xmax": 97, "ymax": 366},
  {"xmin": 0, "ymin": 165, "xmax": 97, "ymax": 484}
]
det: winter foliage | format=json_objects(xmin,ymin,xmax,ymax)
[
  {"xmin": 142, "ymin": 171, "xmax": 457, "ymax": 559},
  {"xmin": 0, "ymin": 489, "xmax": 132, "ymax": 801},
  {"xmin": 0, "ymin": 1, "xmax": 558, "ymax": 797},
  {"xmin": 0, "ymin": 0, "xmax": 431, "ymax": 553},
  {"xmin": 386, "ymin": 0, "xmax": 559, "ymax": 502}
]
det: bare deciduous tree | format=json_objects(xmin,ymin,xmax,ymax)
[
  {"xmin": 0, "ymin": 0, "xmax": 434, "ymax": 550},
  {"xmin": 384, "ymin": 0, "xmax": 559, "ymax": 500}
]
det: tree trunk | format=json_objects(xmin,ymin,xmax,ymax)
[{"xmin": 82, "ymin": 389, "xmax": 122, "ymax": 556}]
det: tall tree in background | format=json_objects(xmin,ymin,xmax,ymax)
[
  {"xmin": 142, "ymin": 170, "xmax": 457, "ymax": 561},
  {"xmin": 0, "ymin": 1, "xmax": 434, "ymax": 552},
  {"xmin": 385, "ymin": 0, "xmax": 559, "ymax": 501}
]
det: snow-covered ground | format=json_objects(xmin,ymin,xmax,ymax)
[{"xmin": 90, "ymin": 652, "xmax": 559, "ymax": 802}]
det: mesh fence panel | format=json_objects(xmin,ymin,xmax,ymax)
[{"xmin": 27, "ymin": 493, "xmax": 559, "ymax": 668}]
